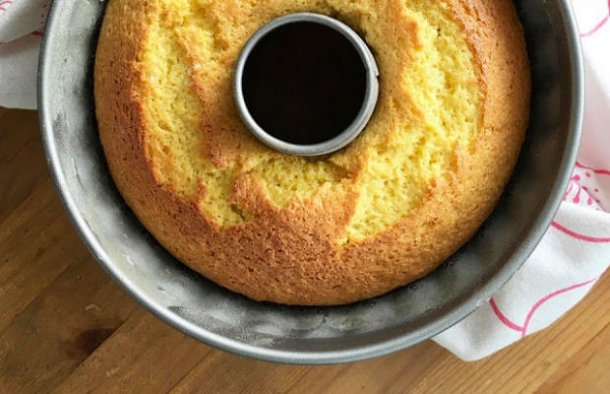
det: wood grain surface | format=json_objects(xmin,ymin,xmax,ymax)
[{"xmin": 0, "ymin": 109, "xmax": 608, "ymax": 393}]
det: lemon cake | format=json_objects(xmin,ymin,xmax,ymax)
[{"xmin": 95, "ymin": 0, "xmax": 530, "ymax": 305}]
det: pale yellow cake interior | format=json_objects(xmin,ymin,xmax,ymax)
[{"xmin": 139, "ymin": 0, "xmax": 482, "ymax": 241}]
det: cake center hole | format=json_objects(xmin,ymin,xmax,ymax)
[{"xmin": 241, "ymin": 21, "xmax": 368, "ymax": 146}]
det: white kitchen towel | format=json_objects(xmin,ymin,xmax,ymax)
[
  {"xmin": 0, "ymin": 0, "xmax": 49, "ymax": 109},
  {"xmin": 0, "ymin": 0, "xmax": 608, "ymax": 361}
]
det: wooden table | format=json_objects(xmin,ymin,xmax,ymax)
[{"xmin": 1, "ymin": 108, "xmax": 608, "ymax": 393}]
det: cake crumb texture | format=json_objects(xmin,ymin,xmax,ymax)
[{"xmin": 95, "ymin": 0, "xmax": 530, "ymax": 305}]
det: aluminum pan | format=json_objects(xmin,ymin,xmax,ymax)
[{"xmin": 38, "ymin": 0, "xmax": 583, "ymax": 364}]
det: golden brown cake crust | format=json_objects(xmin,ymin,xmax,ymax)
[{"xmin": 95, "ymin": 0, "xmax": 530, "ymax": 305}]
